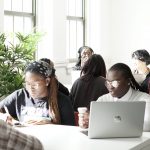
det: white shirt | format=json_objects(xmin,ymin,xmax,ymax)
[{"xmin": 97, "ymin": 87, "xmax": 150, "ymax": 131}]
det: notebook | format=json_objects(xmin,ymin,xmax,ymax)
[{"xmin": 88, "ymin": 101, "xmax": 146, "ymax": 139}]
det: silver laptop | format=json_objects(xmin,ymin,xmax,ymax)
[{"xmin": 88, "ymin": 101, "xmax": 145, "ymax": 139}]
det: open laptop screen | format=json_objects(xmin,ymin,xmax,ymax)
[{"xmin": 88, "ymin": 101, "xmax": 145, "ymax": 139}]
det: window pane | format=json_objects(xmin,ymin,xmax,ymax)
[
  {"xmin": 4, "ymin": 0, "xmax": 35, "ymax": 45},
  {"xmin": 4, "ymin": 0, "xmax": 12, "ymax": 11},
  {"xmin": 14, "ymin": 16, "xmax": 23, "ymax": 33},
  {"xmin": 67, "ymin": 20, "xmax": 83, "ymax": 59},
  {"xmin": 24, "ymin": 17, "xmax": 33, "ymax": 33},
  {"xmin": 12, "ymin": 0, "xmax": 22, "ymax": 12},
  {"xmin": 4, "ymin": 15, "xmax": 13, "ymax": 33},
  {"xmin": 68, "ymin": 0, "xmax": 76, "ymax": 16},
  {"xmin": 23, "ymin": 0, "xmax": 32, "ymax": 13},
  {"xmin": 77, "ymin": 21, "xmax": 83, "ymax": 50},
  {"xmin": 67, "ymin": 0, "xmax": 84, "ymax": 60},
  {"xmin": 76, "ymin": 0, "xmax": 83, "ymax": 17},
  {"xmin": 69, "ymin": 20, "xmax": 77, "ymax": 58}
]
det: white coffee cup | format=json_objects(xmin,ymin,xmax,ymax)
[{"xmin": 78, "ymin": 107, "xmax": 87, "ymax": 113}]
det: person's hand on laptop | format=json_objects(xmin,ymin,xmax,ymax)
[{"xmin": 78, "ymin": 107, "xmax": 89, "ymax": 128}]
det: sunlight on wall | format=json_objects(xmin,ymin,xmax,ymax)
[{"xmin": 36, "ymin": 0, "xmax": 54, "ymax": 60}]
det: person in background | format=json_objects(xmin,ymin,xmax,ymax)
[
  {"xmin": 78, "ymin": 63, "xmax": 150, "ymax": 130},
  {"xmin": 0, "ymin": 120, "xmax": 43, "ymax": 150},
  {"xmin": 132, "ymin": 49, "xmax": 150, "ymax": 93},
  {"xmin": 0, "ymin": 60, "xmax": 75, "ymax": 126},
  {"xmin": 70, "ymin": 54, "xmax": 108, "ymax": 111},
  {"xmin": 40, "ymin": 58, "xmax": 69, "ymax": 96},
  {"xmin": 73, "ymin": 46, "xmax": 94, "ymax": 70}
]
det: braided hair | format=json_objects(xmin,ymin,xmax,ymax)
[{"xmin": 108, "ymin": 63, "xmax": 142, "ymax": 91}]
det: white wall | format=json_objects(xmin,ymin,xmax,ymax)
[
  {"xmin": 36, "ymin": 0, "xmax": 71, "ymax": 85},
  {"xmin": 87, "ymin": 0, "xmax": 150, "ymax": 69},
  {"xmin": 53, "ymin": 0, "xmax": 67, "ymax": 63},
  {"xmin": 0, "ymin": 0, "xmax": 4, "ymax": 32},
  {"xmin": 37, "ymin": 0, "xmax": 67, "ymax": 63},
  {"xmin": 36, "ymin": 0, "xmax": 54, "ymax": 60},
  {"xmin": 2, "ymin": 0, "xmax": 150, "ymax": 85},
  {"xmin": 36, "ymin": 0, "xmax": 150, "ymax": 85},
  {"xmin": 86, "ymin": 0, "xmax": 112, "ymax": 69},
  {"xmin": 111, "ymin": 0, "xmax": 150, "ymax": 68}
]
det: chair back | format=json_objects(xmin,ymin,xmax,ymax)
[{"xmin": 74, "ymin": 111, "xmax": 79, "ymax": 126}]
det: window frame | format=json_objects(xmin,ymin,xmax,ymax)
[
  {"xmin": 4, "ymin": 0, "xmax": 36, "ymax": 33},
  {"xmin": 66, "ymin": 0, "xmax": 85, "ymax": 62}
]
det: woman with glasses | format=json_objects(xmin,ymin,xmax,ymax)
[
  {"xmin": 0, "ymin": 60, "xmax": 75, "ymax": 126},
  {"xmin": 78, "ymin": 63, "xmax": 150, "ymax": 130},
  {"xmin": 73, "ymin": 46, "xmax": 94, "ymax": 70}
]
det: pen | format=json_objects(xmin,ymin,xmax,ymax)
[
  {"xmin": 4, "ymin": 106, "xmax": 22, "ymax": 126},
  {"xmin": 4, "ymin": 106, "xmax": 9, "ymax": 115},
  {"xmin": 4, "ymin": 106, "xmax": 16, "ymax": 125},
  {"xmin": 3, "ymin": 106, "xmax": 11, "ymax": 122}
]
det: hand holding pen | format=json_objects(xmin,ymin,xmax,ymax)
[
  {"xmin": 3, "ymin": 106, "xmax": 29, "ymax": 126},
  {"xmin": 3, "ymin": 106, "xmax": 13, "ymax": 125}
]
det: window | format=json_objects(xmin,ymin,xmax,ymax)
[
  {"xmin": 66, "ymin": 0, "xmax": 85, "ymax": 60},
  {"xmin": 4, "ymin": 0, "xmax": 36, "ymax": 34}
]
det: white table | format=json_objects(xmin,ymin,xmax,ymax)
[{"xmin": 16, "ymin": 124, "xmax": 150, "ymax": 150}]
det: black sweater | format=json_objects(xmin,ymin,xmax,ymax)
[
  {"xmin": 0, "ymin": 88, "xmax": 75, "ymax": 126},
  {"xmin": 70, "ymin": 76, "xmax": 109, "ymax": 111}
]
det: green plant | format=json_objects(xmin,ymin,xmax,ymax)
[{"xmin": 0, "ymin": 32, "xmax": 42, "ymax": 98}]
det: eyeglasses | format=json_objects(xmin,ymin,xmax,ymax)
[
  {"xmin": 24, "ymin": 80, "xmax": 45, "ymax": 89},
  {"xmin": 81, "ymin": 52, "xmax": 92, "ymax": 58},
  {"xmin": 105, "ymin": 80, "xmax": 121, "ymax": 88}
]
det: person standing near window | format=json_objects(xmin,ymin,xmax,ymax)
[{"xmin": 73, "ymin": 46, "xmax": 94, "ymax": 70}]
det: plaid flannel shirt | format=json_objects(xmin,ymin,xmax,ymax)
[{"xmin": 0, "ymin": 120, "xmax": 44, "ymax": 150}]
